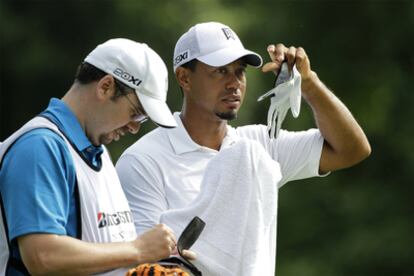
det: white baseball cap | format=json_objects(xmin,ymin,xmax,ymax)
[
  {"xmin": 173, "ymin": 22, "xmax": 263, "ymax": 72},
  {"xmin": 85, "ymin": 38, "xmax": 177, "ymax": 128}
]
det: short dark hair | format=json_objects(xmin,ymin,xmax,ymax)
[
  {"xmin": 74, "ymin": 62, "xmax": 134, "ymax": 100},
  {"xmin": 180, "ymin": 59, "xmax": 198, "ymax": 72},
  {"xmin": 74, "ymin": 62, "xmax": 106, "ymax": 84}
]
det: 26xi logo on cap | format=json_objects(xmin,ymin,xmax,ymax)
[
  {"xmin": 113, "ymin": 68, "xmax": 142, "ymax": 87},
  {"xmin": 174, "ymin": 50, "xmax": 190, "ymax": 66}
]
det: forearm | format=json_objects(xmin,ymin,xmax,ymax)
[
  {"xmin": 301, "ymin": 72, "xmax": 371, "ymax": 172},
  {"xmin": 19, "ymin": 234, "xmax": 138, "ymax": 275}
]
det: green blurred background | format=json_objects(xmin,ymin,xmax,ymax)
[{"xmin": 1, "ymin": 0, "xmax": 413, "ymax": 275}]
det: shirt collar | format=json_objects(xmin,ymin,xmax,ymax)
[
  {"xmin": 167, "ymin": 112, "xmax": 239, "ymax": 155},
  {"xmin": 40, "ymin": 98, "xmax": 99, "ymax": 153}
]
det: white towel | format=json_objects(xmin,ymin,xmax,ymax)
[
  {"xmin": 160, "ymin": 139, "xmax": 281, "ymax": 276},
  {"xmin": 257, "ymin": 63, "xmax": 302, "ymax": 139}
]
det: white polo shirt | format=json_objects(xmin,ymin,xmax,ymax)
[{"xmin": 116, "ymin": 112, "xmax": 325, "ymax": 235}]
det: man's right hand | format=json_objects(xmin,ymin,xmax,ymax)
[{"xmin": 133, "ymin": 224, "xmax": 177, "ymax": 264}]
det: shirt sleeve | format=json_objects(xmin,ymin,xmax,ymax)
[
  {"xmin": 116, "ymin": 153, "xmax": 168, "ymax": 235},
  {"xmin": 274, "ymin": 128, "xmax": 325, "ymax": 186},
  {"xmin": 0, "ymin": 129, "xmax": 75, "ymax": 241},
  {"xmin": 235, "ymin": 125, "xmax": 325, "ymax": 187}
]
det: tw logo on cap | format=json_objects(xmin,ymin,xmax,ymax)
[
  {"xmin": 222, "ymin": 28, "xmax": 235, "ymax": 40},
  {"xmin": 113, "ymin": 68, "xmax": 142, "ymax": 87}
]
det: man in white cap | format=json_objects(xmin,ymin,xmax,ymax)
[
  {"xmin": 0, "ymin": 38, "xmax": 191, "ymax": 275},
  {"xmin": 116, "ymin": 22, "xmax": 371, "ymax": 274}
]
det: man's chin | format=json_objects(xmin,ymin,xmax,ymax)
[
  {"xmin": 99, "ymin": 135, "xmax": 115, "ymax": 145},
  {"xmin": 216, "ymin": 111, "xmax": 237, "ymax": 121}
]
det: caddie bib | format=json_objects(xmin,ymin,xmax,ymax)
[{"xmin": 0, "ymin": 116, "xmax": 136, "ymax": 276}]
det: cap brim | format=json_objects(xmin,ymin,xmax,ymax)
[
  {"xmin": 136, "ymin": 92, "xmax": 177, "ymax": 128},
  {"xmin": 198, "ymin": 47, "xmax": 263, "ymax": 68}
]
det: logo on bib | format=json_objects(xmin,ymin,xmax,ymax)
[{"xmin": 97, "ymin": 211, "xmax": 133, "ymax": 228}]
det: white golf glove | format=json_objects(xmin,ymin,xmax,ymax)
[{"xmin": 257, "ymin": 63, "xmax": 302, "ymax": 139}]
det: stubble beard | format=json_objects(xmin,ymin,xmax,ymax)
[{"xmin": 216, "ymin": 110, "xmax": 238, "ymax": 121}]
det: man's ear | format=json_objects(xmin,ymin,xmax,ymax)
[
  {"xmin": 96, "ymin": 75, "xmax": 115, "ymax": 100},
  {"xmin": 175, "ymin": 67, "xmax": 191, "ymax": 92}
]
